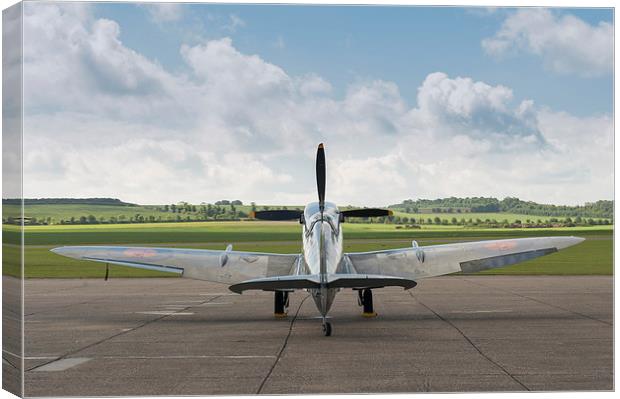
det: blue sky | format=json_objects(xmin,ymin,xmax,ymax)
[
  {"xmin": 94, "ymin": 4, "xmax": 613, "ymax": 117},
  {"xmin": 20, "ymin": 3, "xmax": 614, "ymax": 205}
]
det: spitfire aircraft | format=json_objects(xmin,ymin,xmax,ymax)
[{"xmin": 52, "ymin": 144, "xmax": 584, "ymax": 336}]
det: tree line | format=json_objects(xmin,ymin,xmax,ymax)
[{"xmin": 389, "ymin": 197, "xmax": 613, "ymax": 219}]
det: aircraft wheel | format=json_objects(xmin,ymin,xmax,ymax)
[
  {"xmin": 274, "ymin": 291, "xmax": 287, "ymax": 317},
  {"xmin": 323, "ymin": 322, "xmax": 332, "ymax": 337},
  {"xmin": 363, "ymin": 289, "xmax": 373, "ymax": 312},
  {"xmin": 362, "ymin": 289, "xmax": 377, "ymax": 317}
]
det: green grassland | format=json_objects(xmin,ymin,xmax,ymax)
[
  {"xmin": 2, "ymin": 221, "xmax": 612, "ymax": 278},
  {"xmin": 4, "ymin": 203, "xmax": 608, "ymax": 226},
  {"xmin": 4, "ymin": 203, "xmax": 289, "ymax": 223},
  {"xmin": 390, "ymin": 210, "xmax": 607, "ymax": 223},
  {"xmin": 2, "ymin": 221, "xmax": 612, "ymax": 246}
]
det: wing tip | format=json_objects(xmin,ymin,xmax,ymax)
[{"xmin": 555, "ymin": 236, "xmax": 586, "ymax": 250}]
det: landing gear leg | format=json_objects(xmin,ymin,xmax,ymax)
[
  {"xmin": 274, "ymin": 291, "xmax": 288, "ymax": 318},
  {"xmin": 361, "ymin": 289, "xmax": 377, "ymax": 317},
  {"xmin": 322, "ymin": 317, "xmax": 332, "ymax": 336}
]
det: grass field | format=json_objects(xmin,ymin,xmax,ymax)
[
  {"xmin": 4, "ymin": 203, "xmax": 608, "ymax": 225},
  {"xmin": 2, "ymin": 221, "xmax": 612, "ymax": 278},
  {"xmin": 4, "ymin": 203, "xmax": 283, "ymax": 223},
  {"xmin": 390, "ymin": 210, "xmax": 608, "ymax": 223}
]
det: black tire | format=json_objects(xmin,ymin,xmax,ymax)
[
  {"xmin": 323, "ymin": 322, "xmax": 332, "ymax": 336},
  {"xmin": 274, "ymin": 291, "xmax": 285, "ymax": 314},
  {"xmin": 362, "ymin": 289, "xmax": 374, "ymax": 314}
]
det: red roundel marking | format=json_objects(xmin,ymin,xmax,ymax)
[{"xmin": 123, "ymin": 249, "xmax": 158, "ymax": 258}]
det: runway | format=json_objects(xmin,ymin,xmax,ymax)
[{"xmin": 16, "ymin": 275, "xmax": 613, "ymax": 395}]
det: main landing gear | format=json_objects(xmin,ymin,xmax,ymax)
[
  {"xmin": 322, "ymin": 318, "xmax": 332, "ymax": 336},
  {"xmin": 274, "ymin": 291, "xmax": 289, "ymax": 318},
  {"xmin": 358, "ymin": 288, "xmax": 377, "ymax": 317}
]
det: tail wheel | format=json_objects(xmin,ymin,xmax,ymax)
[{"xmin": 323, "ymin": 321, "xmax": 332, "ymax": 336}]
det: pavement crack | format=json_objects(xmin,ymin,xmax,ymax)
[
  {"xmin": 256, "ymin": 294, "xmax": 309, "ymax": 395},
  {"xmin": 26, "ymin": 294, "xmax": 222, "ymax": 372},
  {"xmin": 409, "ymin": 292, "xmax": 530, "ymax": 391},
  {"xmin": 462, "ymin": 278, "xmax": 612, "ymax": 326}
]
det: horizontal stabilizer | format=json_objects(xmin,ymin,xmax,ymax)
[
  {"xmin": 327, "ymin": 274, "xmax": 417, "ymax": 290},
  {"xmin": 229, "ymin": 274, "xmax": 320, "ymax": 293},
  {"xmin": 229, "ymin": 273, "xmax": 417, "ymax": 293}
]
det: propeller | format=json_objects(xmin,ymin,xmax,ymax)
[
  {"xmin": 341, "ymin": 208, "xmax": 393, "ymax": 218},
  {"xmin": 250, "ymin": 209, "xmax": 302, "ymax": 221},
  {"xmin": 249, "ymin": 143, "xmax": 392, "ymax": 223},
  {"xmin": 316, "ymin": 143, "xmax": 326, "ymax": 212}
]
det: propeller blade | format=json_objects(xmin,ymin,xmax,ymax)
[
  {"xmin": 316, "ymin": 143, "xmax": 326, "ymax": 210},
  {"xmin": 250, "ymin": 210, "xmax": 302, "ymax": 221},
  {"xmin": 341, "ymin": 208, "xmax": 393, "ymax": 218}
]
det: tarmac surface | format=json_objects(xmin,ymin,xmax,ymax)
[{"xmin": 16, "ymin": 275, "xmax": 614, "ymax": 395}]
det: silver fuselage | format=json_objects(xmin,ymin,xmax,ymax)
[{"xmin": 301, "ymin": 202, "xmax": 344, "ymax": 316}]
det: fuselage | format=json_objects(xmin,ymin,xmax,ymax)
[{"xmin": 301, "ymin": 202, "xmax": 344, "ymax": 316}]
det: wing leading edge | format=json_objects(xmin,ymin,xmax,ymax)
[
  {"xmin": 51, "ymin": 246, "xmax": 300, "ymax": 285},
  {"xmin": 346, "ymin": 236, "xmax": 585, "ymax": 280}
]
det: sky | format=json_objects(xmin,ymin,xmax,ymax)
[{"xmin": 16, "ymin": 2, "xmax": 614, "ymax": 206}]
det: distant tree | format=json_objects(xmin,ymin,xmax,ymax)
[{"xmin": 232, "ymin": 200, "xmax": 243, "ymax": 205}]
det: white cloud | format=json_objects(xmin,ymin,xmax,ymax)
[
  {"xmin": 20, "ymin": 4, "xmax": 613, "ymax": 206},
  {"xmin": 142, "ymin": 4, "xmax": 183, "ymax": 23},
  {"xmin": 223, "ymin": 14, "xmax": 246, "ymax": 33},
  {"xmin": 410, "ymin": 72, "xmax": 545, "ymax": 149},
  {"xmin": 482, "ymin": 9, "xmax": 612, "ymax": 77}
]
